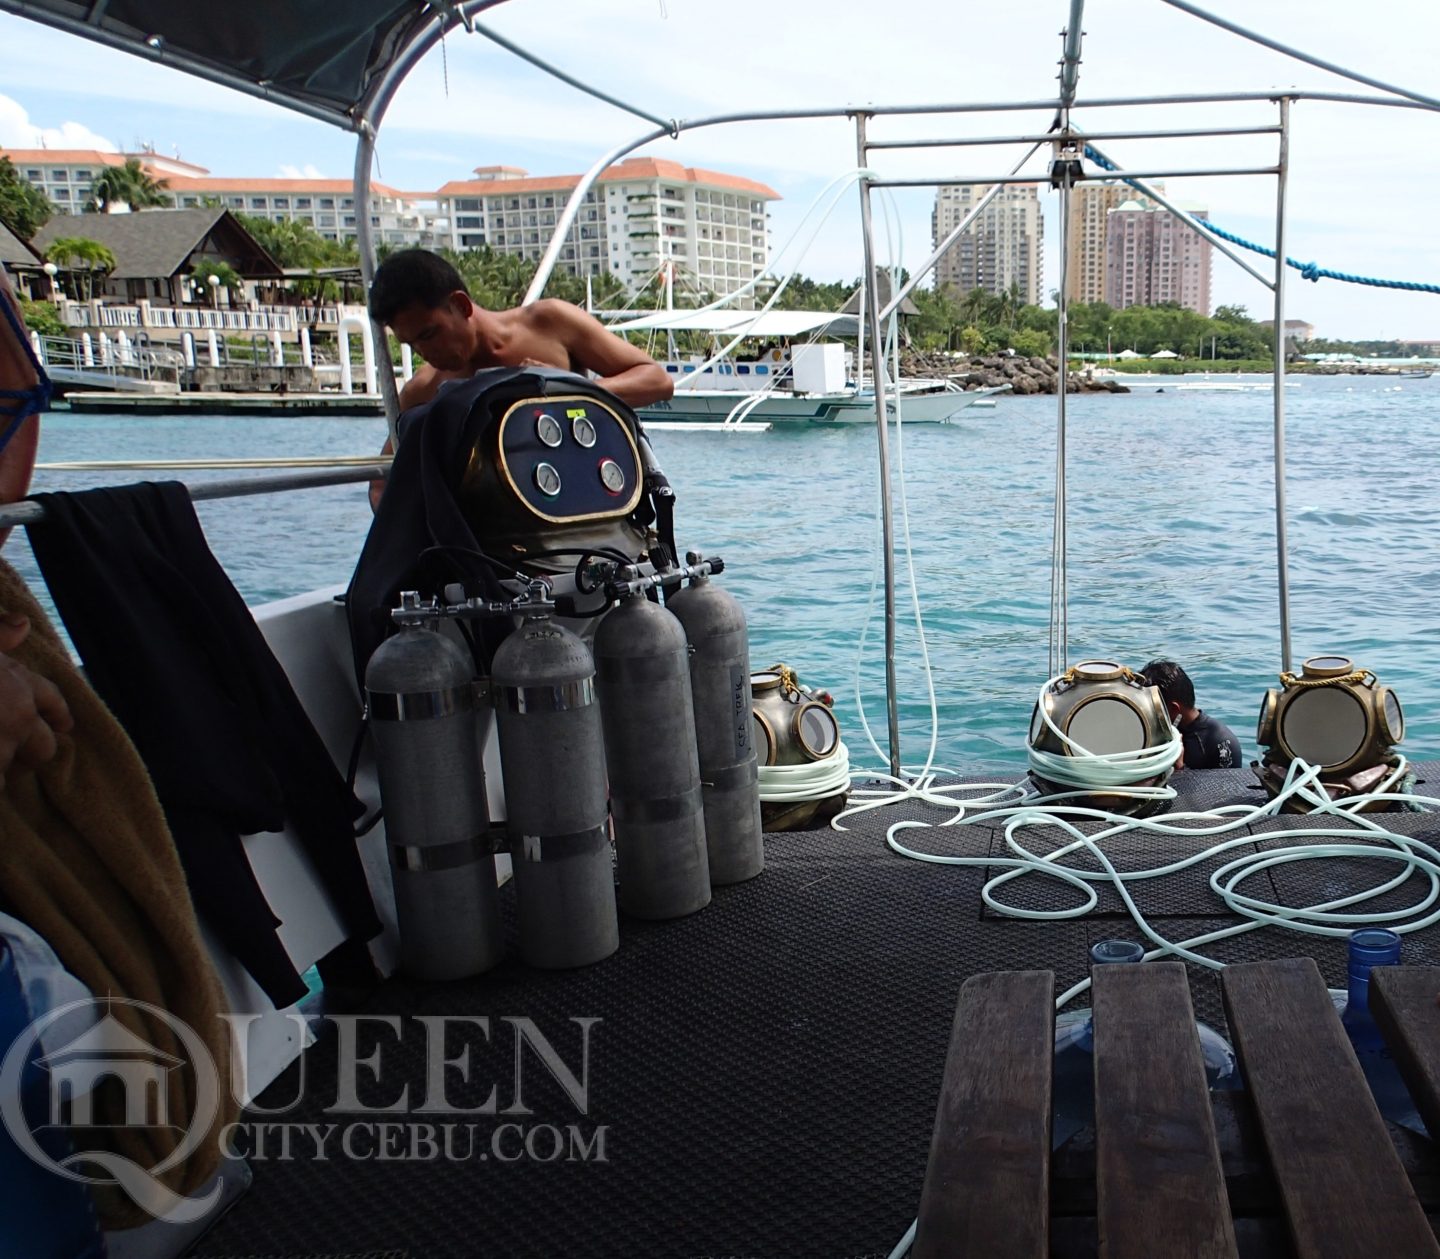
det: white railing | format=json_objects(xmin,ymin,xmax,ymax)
[{"xmin": 61, "ymin": 301, "xmax": 368, "ymax": 335}]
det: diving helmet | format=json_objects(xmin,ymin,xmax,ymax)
[
  {"xmin": 1255, "ymin": 656, "xmax": 1404, "ymax": 811},
  {"xmin": 752, "ymin": 665, "xmax": 847, "ymax": 831},
  {"xmin": 1027, "ymin": 660, "xmax": 1177, "ymax": 816},
  {"xmin": 456, "ymin": 372, "xmax": 653, "ymax": 575}
]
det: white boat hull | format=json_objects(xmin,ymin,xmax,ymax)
[{"xmin": 641, "ymin": 384, "xmax": 1006, "ymax": 427}]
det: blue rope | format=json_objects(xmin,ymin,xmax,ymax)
[{"xmin": 1083, "ymin": 145, "xmax": 1440, "ymax": 294}]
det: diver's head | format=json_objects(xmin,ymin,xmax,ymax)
[
  {"xmin": 1141, "ymin": 658, "xmax": 1194, "ymax": 723},
  {"xmin": 370, "ymin": 248, "xmax": 478, "ymax": 373}
]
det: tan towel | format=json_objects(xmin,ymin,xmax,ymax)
[{"xmin": 0, "ymin": 557, "xmax": 236, "ymax": 1226}]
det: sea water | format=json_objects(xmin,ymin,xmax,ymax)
[{"xmin": 12, "ymin": 373, "xmax": 1440, "ymax": 772}]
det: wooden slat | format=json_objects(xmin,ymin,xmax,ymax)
[
  {"xmin": 1092, "ymin": 961, "xmax": 1239, "ymax": 1259},
  {"xmin": 1221, "ymin": 957, "xmax": 1440, "ymax": 1259},
  {"xmin": 1370, "ymin": 965, "xmax": 1440, "ymax": 1143},
  {"xmin": 912, "ymin": 969, "xmax": 1054, "ymax": 1259}
]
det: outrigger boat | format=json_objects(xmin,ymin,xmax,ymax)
[
  {"xmin": 2, "ymin": 3, "xmax": 1440, "ymax": 1258},
  {"xmin": 607, "ymin": 308, "xmax": 1007, "ymax": 429}
]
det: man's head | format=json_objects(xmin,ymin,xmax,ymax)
[
  {"xmin": 1141, "ymin": 659, "xmax": 1195, "ymax": 722},
  {"xmin": 368, "ymin": 249, "xmax": 477, "ymax": 372}
]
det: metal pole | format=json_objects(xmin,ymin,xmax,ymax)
[
  {"xmin": 1052, "ymin": 171, "xmax": 1072, "ymax": 676},
  {"xmin": 353, "ymin": 123, "xmax": 402, "ymax": 448},
  {"xmin": 1271, "ymin": 98, "xmax": 1294, "ymax": 673},
  {"xmin": 854, "ymin": 112, "xmax": 902, "ymax": 780},
  {"xmin": 0, "ymin": 464, "xmax": 393, "ymax": 529}
]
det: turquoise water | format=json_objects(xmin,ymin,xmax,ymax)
[{"xmin": 13, "ymin": 373, "xmax": 1440, "ymax": 771}]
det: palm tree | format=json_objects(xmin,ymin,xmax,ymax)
[
  {"xmin": 44, "ymin": 237, "xmax": 118, "ymax": 301},
  {"xmin": 84, "ymin": 158, "xmax": 171, "ymax": 213}
]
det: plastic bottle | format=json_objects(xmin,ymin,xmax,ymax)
[
  {"xmin": 1052, "ymin": 939, "xmax": 1241, "ymax": 1149},
  {"xmin": 1331, "ymin": 927, "xmax": 1427, "ymax": 1137}
]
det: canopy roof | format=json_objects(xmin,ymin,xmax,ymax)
[
  {"xmin": 0, "ymin": 1, "xmax": 509, "ymax": 130},
  {"xmin": 604, "ymin": 309, "xmax": 861, "ymax": 339}
]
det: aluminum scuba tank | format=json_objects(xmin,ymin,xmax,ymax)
[
  {"xmin": 492, "ymin": 597, "xmax": 619, "ymax": 967},
  {"xmin": 593, "ymin": 588, "xmax": 712, "ymax": 919},
  {"xmin": 365, "ymin": 623, "xmax": 503, "ymax": 981},
  {"xmin": 665, "ymin": 558, "xmax": 763, "ymax": 885}
]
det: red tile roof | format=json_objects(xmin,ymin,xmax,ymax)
[{"xmin": 438, "ymin": 157, "xmax": 779, "ymax": 201}]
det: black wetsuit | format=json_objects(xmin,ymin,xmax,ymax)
[{"xmin": 1179, "ymin": 711, "xmax": 1242, "ymax": 769}]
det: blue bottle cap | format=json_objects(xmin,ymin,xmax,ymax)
[{"xmin": 1090, "ymin": 939, "xmax": 1145, "ymax": 965}]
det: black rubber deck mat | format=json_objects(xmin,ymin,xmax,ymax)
[{"xmin": 192, "ymin": 770, "xmax": 1440, "ymax": 1259}]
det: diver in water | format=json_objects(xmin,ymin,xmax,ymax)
[
  {"xmin": 365, "ymin": 249, "xmax": 673, "ymax": 509},
  {"xmin": 1141, "ymin": 659, "xmax": 1242, "ymax": 769}
]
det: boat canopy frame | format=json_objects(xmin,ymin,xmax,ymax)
[{"xmin": 4, "ymin": 0, "xmax": 1440, "ymax": 777}]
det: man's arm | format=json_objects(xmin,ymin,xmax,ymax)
[
  {"xmin": 369, "ymin": 367, "xmax": 444, "ymax": 512},
  {"xmin": 533, "ymin": 300, "xmax": 674, "ymax": 407}
]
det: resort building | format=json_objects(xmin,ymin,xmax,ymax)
[
  {"xmin": 931, "ymin": 183, "xmax": 1044, "ymax": 305},
  {"xmin": 1, "ymin": 148, "xmax": 433, "ymax": 250},
  {"xmin": 433, "ymin": 158, "xmax": 779, "ymax": 298},
  {"xmin": 1104, "ymin": 196, "xmax": 1213, "ymax": 315},
  {"xmin": 2, "ymin": 148, "xmax": 779, "ymax": 297},
  {"xmin": 1064, "ymin": 181, "xmax": 1129, "ymax": 305}
]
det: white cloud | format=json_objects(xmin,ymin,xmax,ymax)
[
  {"xmin": 0, "ymin": 92, "xmax": 117, "ymax": 151},
  {"xmin": 278, "ymin": 162, "xmax": 327, "ymax": 179}
]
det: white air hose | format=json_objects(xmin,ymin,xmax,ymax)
[{"xmin": 757, "ymin": 742, "xmax": 852, "ymax": 803}]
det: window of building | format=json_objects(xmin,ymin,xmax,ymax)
[
  {"xmin": 52, "ymin": 187, "xmax": 71, "ymax": 200},
  {"xmin": 456, "ymin": 198, "xmax": 481, "ymax": 211},
  {"xmin": 341, "ymin": 197, "xmax": 354, "ymax": 209},
  {"xmin": 249, "ymin": 197, "xmax": 268, "ymax": 209},
  {"xmin": 318, "ymin": 214, "xmax": 335, "ymax": 227},
  {"xmin": 25, "ymin": 169, "xmax": 42, "ymax": 181},
  {"xmin": 320, "ymin": 197, "xmax": 335, "ymax": 209},
  {"xmin": 296, "ymin": 198, "xmax": 312, "ymax": 210},
  {"xmin": 457, "ymin": 215, "xmax": 483, "ymax": 228},
  {"xmin": 343, "ymin": 214, "xmax": 356, "ymax": 227}
]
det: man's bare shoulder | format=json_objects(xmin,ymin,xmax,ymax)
[{"xmin": 398, "ymin": 364, "xmax": 446, "ymax": 410}]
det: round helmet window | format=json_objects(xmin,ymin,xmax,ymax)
[
  {"xmin": 1066, "ymin": 697, "xmax": 1144, "ymax": 757},
  {"xmin": 795, "ymin": 702, "xmax": 839, "ymax": 760},
  {"xmin": 1281, "ymin": 687, "xmax": 1367, "ymax": 768}
]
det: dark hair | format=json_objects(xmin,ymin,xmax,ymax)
[
  {"xmin": 1141, "ymin": 659, "xmax": 1195, "ymax": 709},
  {"xmin": 368, "ymin": 249, "xmax": 468, "ymax": 324}
]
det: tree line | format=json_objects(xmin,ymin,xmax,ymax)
[{"xmin": 0, "ymin": 168, "xmax": 1394, "ymax": 360}]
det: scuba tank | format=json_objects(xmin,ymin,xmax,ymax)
[
  {"xmin": 593, "ymin": 585, "xmax": 712, "ymax": 919},
  {"xmin": 492, "ymin": 590, "xmax": 618, "ymax": 968},
  {"xmin": 365, "ymin": 622, "xmax": 503, "ymax": 981},
  {"xmin": 666, "ymin": 554, "xmax": 763, "ymax": 884}
]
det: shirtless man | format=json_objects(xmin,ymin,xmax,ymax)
[{"xmin": 366, "ymin": 249, "xmax": 673, "ymax": 509}]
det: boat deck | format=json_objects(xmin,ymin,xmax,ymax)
[{"xmin": 191, "ymin": 766, "xmax": 1440, "ymax": 1258}]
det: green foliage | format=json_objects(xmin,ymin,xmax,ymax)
[
  {"xmin": 83, "ymin": 158, "xmax": 171, "ymax": 213},
  {"xmin": 1009, "ymin": 328, "xmax": 1053, "ymax": 358},
  {"xmin": 958, "ymin": 325, "xmax": 992, "ymax": 356},
  {"xmin": 19, "ymin": 296, "xmax": 66, "ymax": 337},
  {"xmin": 44, "ymin": 236, "xmax": 117, "ymax": 301},
  {"xmin": 0, "ymin": 157, "xmax": 55, "ymax": 241},
  {"xmin": 191, "ymin": 258, "xmax": 243, "ymax": 295}
]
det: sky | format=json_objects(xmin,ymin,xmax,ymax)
[{"xmin": 1, "ymin": 0, "xmax": 1438, "ymax": 341}]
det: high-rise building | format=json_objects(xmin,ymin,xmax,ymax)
[
  {"xmin": 1064, "ymin": 181, "xmax": 1129, "ymax": 305},
  {"xmin": 932, "ymin": 183, "xmax": 1044, "ymax": 305},
  {"xmin": 1104, "ymin": 196, "xmax": 1212, "ymax": 314}
]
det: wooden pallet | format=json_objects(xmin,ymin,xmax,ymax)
[{"xmin": 912, "ymin": 961, "xmax": 1440, "ymax": 1258}]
